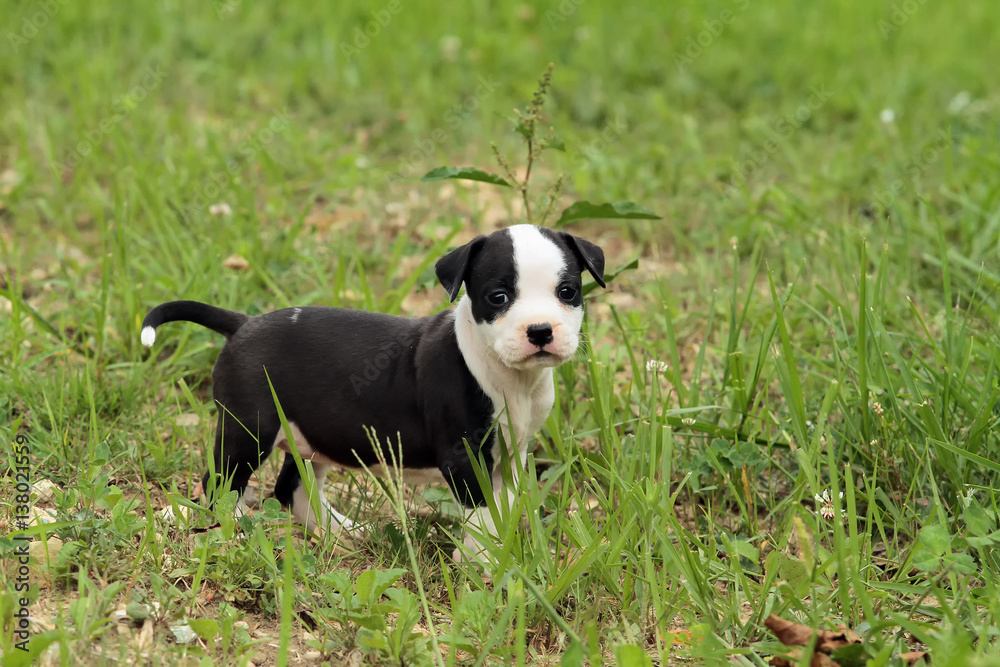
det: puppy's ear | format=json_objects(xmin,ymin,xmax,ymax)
[
  {"xmin": 436, "ymin": 236, "xmax": 487, "ymax": 302},
  {"xmin": 559, "ymin": 233, "xmax": 606, "ymax": 288}
]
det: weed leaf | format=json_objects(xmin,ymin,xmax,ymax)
[
  {"xmin": 612, "ymin": 644, "xmax": 653, "ymax": 667},
  {"xmin": 188, "ymin": 619, "xmax": 220, "ymax": 642},
  {"xmin": 421, "ymin": 166, "xmax": 513, "ymax": 187},
  {"xmin": 554, "ymin": 200, "xmax": 661, "ymax": 225}
]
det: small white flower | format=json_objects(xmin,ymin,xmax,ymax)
[
  {"xmin": 209, "ymin": 202, "xmax": 232, "ymax": 216},
  {"xmin": 872, "ymin": 401, "xmax": 884, "ymax": 417},
  {"xmin": 879, "ymin": 108, "xmax": 896, "ymax": 124},
  {"xmin": 439, "ymin": 35, "xmax": 462, "ymax": 61},
  {"xmin": 814, "ymin": 490, "xmax": 844, "ymax": 520},
  {"xmin": 645, "ymin": 359, "xmax": 669, "ymax": 373},
  {"xmin": 681, "ymin": 417, "xmax": 695, "ymax": 426},
  {"xmin": 947, "ymin": 91, "xmax": 971, "ymax": 115}
]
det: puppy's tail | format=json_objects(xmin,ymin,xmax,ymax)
[{"xmin": 141, "ymin": 300, "xmax": 249, "ymax": 348}]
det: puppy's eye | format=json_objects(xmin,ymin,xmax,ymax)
[
  {"xmin": 558, "ymin": 286, "xmax": 578, "ymax": 301},
  {"xmin": 487, "ymin": 290, "xmax": 509, "ymax": 306}
]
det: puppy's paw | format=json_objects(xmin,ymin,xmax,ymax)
[
  {"xmin": 342, "ymin": 517, "xmax": 367, "ymax": 537},
  {"xmin": 452, "ymin": 547, "xmax": 484, "ymax": 564},
  {"xmin": 453, "ymin": 534, "xmax": 494, "ymax": 566},
  {"xmin": 159, "ymin": 504, "xmax": 191, "ymax": 525},
  {"xmin": 240, "ymin": 486, "xmax": 259, "ymax": 509}
]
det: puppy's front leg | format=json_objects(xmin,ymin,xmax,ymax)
[
  {"xmin": 454, "ymin": 452, "xmax": 523, "ymax": 563},
  {"xmin": 454, "ymin": 486, "xmax": 516, "ymax": 563},
  {"xmin": 450, "ymin": 425, "xmax": 527, "ymax": 563}
]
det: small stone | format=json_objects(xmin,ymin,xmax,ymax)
[
  {"xmin": 137, "ymin": 617, "xmax": 155, "ymax": 655},
  {"xmin": 170, "ymin": 624, "xmax": 197, "ymax": 644},
  {"xmin": 173, "ymin": 413, "xmax": 200, "ymax": 428},
  {"xmin": 28, "ymin": 508, "xmax": 59, "ymax": 528},
  {"xmin": 28, "ymin": 537, "xmax": 63, "ymax": 584},
  {"xmin": 33, "ymin": 479, "xmax": 59, "ymax": 504}
]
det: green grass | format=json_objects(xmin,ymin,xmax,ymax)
[{"xmin": 2, "ymin": 0, "xmax": 1000, "ymax": 664}]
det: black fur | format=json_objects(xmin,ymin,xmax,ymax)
[
  {"xmin": 539, "ymin": 228, "xmax": 606, "ymax": 289},
  {"xmin": 143, "ymin": 300, "xmax": 248, "ymax": 337},
  {"xmin": 152, "ymin": 305, "xmax": 498, "ymax": 509}
]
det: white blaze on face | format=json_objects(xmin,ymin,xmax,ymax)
[{"xmin": 484, "ymin": 225, "xmax": 584, "ymax": 369}]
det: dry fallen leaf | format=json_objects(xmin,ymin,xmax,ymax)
[
  {"xmin": 770, "ymin": 649, "xmax": 839, "ymax": 667},
  {"xmin": 223, "ymin": 254, "xmax": 250, "ymax": 270},
  {"xmin": 816, "ymin": 625, "xmax": 861, "ymax": 653},
  {"xmin": 765, "ymin": 614, "xmax": 864, "ymax": 667},
  {"xmin": 765, "ymin": 615, "xmax": 860, "ymax": 652},
  {"xmin": 900, "ymin": 652, "xmax": 929, "ymax": 664},
  {"xmin": 766, "ymin": 614, "xmax": 818, "ymax": 646}
]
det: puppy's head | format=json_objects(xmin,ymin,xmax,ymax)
[{"xmin": 436, "ymin": 224, "xmax": 605, "ymax": 370}]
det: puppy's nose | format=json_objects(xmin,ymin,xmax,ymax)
[{"xmin": 526, "ymin": 323, "xmax": 554, "ymax": 348}]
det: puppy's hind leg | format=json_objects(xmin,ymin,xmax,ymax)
[
  {"xmin": 273, "ymin": 454, "xmax": 356, "ymax": 533},
  {"xmin": 200, "ymin": 411, "xmax": 276, "ymax": 518}
]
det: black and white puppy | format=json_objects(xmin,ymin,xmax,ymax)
[{"xmin": 141, "ymin": 224, "xmax": 605, "ymax": 560}]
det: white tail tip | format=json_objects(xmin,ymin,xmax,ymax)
[{"xmin": 141, "ymin": 326, "xmax": 156, "ymax": 347}]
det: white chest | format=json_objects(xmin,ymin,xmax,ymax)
[
  {"xmin": 484, "ymin": 369, "xmax": 555, "ymax": 459},
  {"xmin": 452, "ymin": 302, "xmax": 558, "ymax": 467}
]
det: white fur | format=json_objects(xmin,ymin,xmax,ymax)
[
  {"xmin": 141, "ymin": 326, "xmax": 156, "ymax": 347},
  {"xmin": 234, "ymin": 494, "xmax": 248, "ymax": 518},
  {"xmin": 490, "ymin": 225, "xmax": 584, "ymax": 369},
  {"xmin": 159, "ymin": 504, "xmax": 186, "ymax": 524},
  {"xmin": 290, "ymin": 307, "xmax": 302, "ymax": 323},
  {"xmin": 290, "ymin": 462, "xmax": 355, "ymax": 532}
]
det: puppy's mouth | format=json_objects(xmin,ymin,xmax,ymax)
[{"xmin": 510, "ymin": 349, "xmax": 566, "ymax": 369}]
